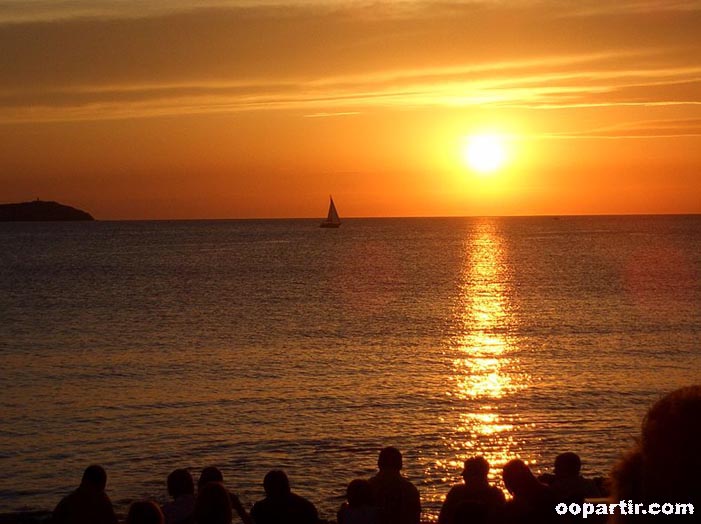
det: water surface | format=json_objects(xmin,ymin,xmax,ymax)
[{"xmin": 1, "ymin": 216, "xmax": 699, "ymax": 518}]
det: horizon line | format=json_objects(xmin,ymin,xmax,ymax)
[{"xmin": 82, "ymin": 212, "xmax": 701, "ymax": 222}]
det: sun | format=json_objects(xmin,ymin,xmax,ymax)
[{"xmin": 462, "ymin": 134, "xmax": 507, "ymax": 174}]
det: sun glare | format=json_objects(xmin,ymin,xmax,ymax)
[{"xmin": 463, "ymin": 134, "xmax": 507, "ymax": 174}]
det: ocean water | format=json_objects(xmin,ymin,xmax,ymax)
[{"xmin": 0, "ymin": 216, "xmax": 699, "ymax": 519}]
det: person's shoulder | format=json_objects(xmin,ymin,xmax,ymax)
[
  {"xmin": 292, "ymin": 492, "xmax": 317, "ymax": 510},
  {"xmin": 538, "ymin": 482, "xmax": 559, "ymax": 504},
  {"xmin": 367, "ymin": 473, "xmax": 389, "ymax": 491},
  {"xmin": 162, "ymin": 495, "xmax": 195, "ymax": 521},
  {"xmin": 400, "ymin": 475, "xmax": 419, "ymax": 493},
  {"xmin": 95, "ymin": 491, "xmax": 117, "ymax": 523},
  {"xmin": 445, "ymin": 484, "xmax": 467, "ymax": 499},
  {"xmin": 487, "ymin": 484, "xmax": 504, "ymax": 495},
  {"xmin": 54, "ymin": 488, "xmax": 86, "ymax": 513},
  {"xmin": 251, "ymin": 498, "xmax": 268, "ymax": 514},
  {"xmin": 579, "ymin": 477, "xmax": 601, "ymax": 497},
  {"xmin": 487, "ymin": 485, "xmax": 506, "ymax": 503},
  {"xmin": 55, "ymin": 490, "xmax": 77, "ymax": 507},
  {"xmin": 53, "ymin": 491, "xmax": 76, "ymax": 519},
  {"xmin": 97, "ymin": 490, "xmax": 115, "ymax": 504},
  {"xmin": 289, "ymin": 493, "xmax": 318, "ymax": 522},
  {"xmin": 94, "ymin": 491, "xmax": 117, "ymax": 517}
]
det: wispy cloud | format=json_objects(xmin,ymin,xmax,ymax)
[
  {"xmin": 558, "ymin": 0, "xmax": 701, "ymax": 17},
  {"xmin": 1, "ymin": 1, "xmax": 700, "ymax": 124},
  {"xmin": 3, "ymin": 59, "xmax": 700, "ymax": 124},
  {"xmin": 537, "ymin": 117, "xmax": 701, "ymax": 139},
  {"xmin": 303, "ymin": 111, "xmax": 361, "ymax": 118}
]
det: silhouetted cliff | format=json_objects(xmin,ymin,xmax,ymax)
[{"xmin": 0, "ymin": 200, "xmax": 94, "ymax": 221}]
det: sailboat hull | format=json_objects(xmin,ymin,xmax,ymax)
[{"xmin": 319, "ymin": 222, "xmax": 341, "ymax": 228}]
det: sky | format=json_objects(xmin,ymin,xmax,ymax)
[{"xmin": 1, "ymin": 0, "xmax": 700, "ymax": 219}]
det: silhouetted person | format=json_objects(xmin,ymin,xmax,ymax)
[
  {"xmin": 337, "ymin": 479, "xmax": 380, "ymax": 524},
  {"xmin": 197, "ymin": 466, "xmax": 252, "ymax": 524},
  {"xmin": 548, "ymin": 452, "xmax": 600, "ymax": 503},
  {"xmin": 250, "ymin": 470, "xmax": 319, "ymax": 524},
  {"xmin": 438, "ymin": 457, "xmax": 504, "ymax": 524},
  {"xmin": 368, "ymin": 447, "xmax": 421, "ymax": 524},
  {"xmin": 195, "ymin": 481, "xmax": 233, "ymax": 524},
  {"xmin": 52, "ymin": 465, "xmax": 118, "ymax": 524},
  {"xmin": 162, "ymin": 469, "xmax": 196, "ymax": 524},
  {"xmin": 452, "ymin": 500, "xmax": 489, "ymax": 524},
  {"xmin": 611, "ymin": 385, "xmax": 701, "ymax": 523},
  {"xmin": 502, "ymin": 459, "xmax": 556, "ymax": 524},
  {"xmin": 199, "ymin": 467, "xmax": 225, "ymax": 490},
  {"xmin": 128, "ymin": 501, "xmax": 165, "ymax": 524}
]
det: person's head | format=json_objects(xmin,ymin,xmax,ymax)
[
  {"xmin": 168, "ymin": 469, "xmax": 195, "ymax": 499},
  {"xmin": 263, "ymin": 470, "xmax": 291, "ymax": 499},
  {"xmin": 640, "ymin": 385, "xmax": 701, "ymax": 493},
  {"xmin": 554, "ymin": 452, "xmax": 581, "ymax": 479},
  {"xmin": 198, "ymin": 466, "xmax": 224, "ymax": 490},
  {"xmin": 462, "ymin": 456, "xmax": 490, "ymax": 483},
  {"xmin": 346, "ymin": 479, "xmax": 374, "ymax": 508},
  {"xmin": 611, "ymin": 385, "xmax": 701, "ymax": 520},
  {"xmin": 377, "ymin": 447, "xmax": 403, "ymax": 471},
  {"xmin": 127, "ymin": 501, "xmax": 164, "ymax": 524},
  {"xmin": 195, "ymin": 481, "xmax": 232, "ymax": 524},
  {"xmin": 503, "ymin": 459, "xmax": 536, "ymax": 496},
  {"xmin": 81, "ymin": 465, "xmax": 107, "ymax": 491}
]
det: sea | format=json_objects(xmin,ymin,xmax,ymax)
[{"xmin": 0, "ymin": 215, "xmax": 699, "ymax": 520}]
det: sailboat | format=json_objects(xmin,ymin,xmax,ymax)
[{"xmin": 320, "ymin": 195, "xmax": 341, "ymax": 228}]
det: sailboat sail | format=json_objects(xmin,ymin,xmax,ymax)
[{"xmin": 320, "ymin": 196, "xmax": 341, "ymax": 228}]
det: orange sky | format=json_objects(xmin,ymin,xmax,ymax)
[{"xmin": 1, "ymin": 0, "xmax": 700, "ymax": 219}]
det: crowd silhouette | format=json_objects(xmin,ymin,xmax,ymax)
[{"xmin": 51, "ymin": 386, "xmax": 700, "ymax": 524}]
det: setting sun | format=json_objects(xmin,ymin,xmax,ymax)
[{"xmin": 463, "ymin": 134, "xmax": 507, "ymax": 174}]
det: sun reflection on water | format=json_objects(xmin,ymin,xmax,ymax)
[{"xmin": 437, "ymin": 220, "xmax": 530, "ymax": 489}]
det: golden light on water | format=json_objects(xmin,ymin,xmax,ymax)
[
  {"xmin": 458, "ymin": 412, "xmax": 514, "ymax": 436},
  {"xmin": 443, "ymin": 220, "xmax": 529, "ymax": 486},
  {"xmin": 453, "ymin": 225, "xmax": 517, "ymax": 402}
]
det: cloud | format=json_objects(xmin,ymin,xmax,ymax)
[
  {"xmin": 0, "ymin": 1, "xmax": 700, "ymax": 123},
  {"xmin": 557, "ymin": 0, "xmax": 701, "ymax": 17},
  {"xmin": 3, "ymin": 0, "xmax": 699, "ymax": 25},
  {"xmin": 538, "ymin": 117, "xmax": 701, "ymax": 139},
  {"xmin": 303, "ymin": 111, "xmax": 361, "ymax": 118}
]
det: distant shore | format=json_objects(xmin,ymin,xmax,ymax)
[{"xmin": 0, "ymin": 200, "xmax": 94, "ymax": 221}]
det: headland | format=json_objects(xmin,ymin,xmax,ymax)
[{"xmin": 0, "ymin": 201, "xmax": 94, "ymax": 221}]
